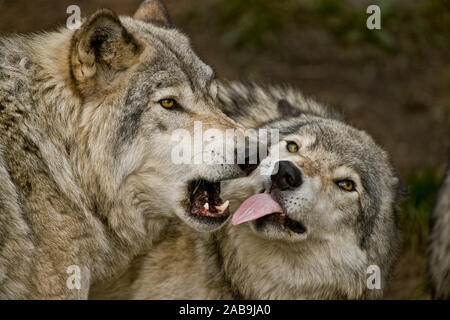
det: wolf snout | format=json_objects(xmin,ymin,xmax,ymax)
[{"xmin": 271, "ymin": 161, "xmax": 303, "ymax": 190}]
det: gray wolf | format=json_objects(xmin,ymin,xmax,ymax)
[
  {"xmin": 429, "ymin": 166, "xmax": 450, "ymax": 299},
  {"xmin": 90, "ymin": 82, "xmax": 402, "ymax": 299},
  {"xmin": 0, "ymin": 1, "xmax": 247, "ymax": 299}
]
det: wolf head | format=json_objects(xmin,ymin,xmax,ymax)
[
  {"xmin": 67, "ymin": 1, "xmax": 249, "ymax": 231},
  {"xmin": 221, "ymin": 100, "xmax": 401, "ymax": 299}
]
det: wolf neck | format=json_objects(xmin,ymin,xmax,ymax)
[
  {"xmin": 20, "ymin": 31, "xmax": 97, "ymax": 209},
  {"xmin": 211, "ymin": 225, "xmax": 368, "ymax": 299},
  {"xmin": 0, "ymin": 31, "xmax": 86, "ymax": 210},
  {"xmin": 211, "ymin": 226, "xmax": 306, "ymax": 299}
]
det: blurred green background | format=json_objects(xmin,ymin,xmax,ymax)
[{"xmin": 0, "ymin": 0, "xmax": 448, "ymax": 299}]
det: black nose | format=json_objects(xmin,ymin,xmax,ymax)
[{"xmin": 271, "ymin": 161, "xmax": 302, "ymax": 190}]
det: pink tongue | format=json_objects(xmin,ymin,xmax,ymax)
[{"xmin": 232, "ymin": 193, "xmax": 283, "ymax": 226}]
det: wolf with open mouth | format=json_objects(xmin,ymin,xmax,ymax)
[
  {"xmin": 0, "ymin": 1, "xmax": 254, "ymax": 299},
  {"xmin": 89, "ymin": 82, "xmax": 403, "ymax": 300}
]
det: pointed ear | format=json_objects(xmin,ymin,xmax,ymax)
[
  {"xmin": 133, "ymin": 0, "xmax": 173, "ymax": 28},
  {"xmin": 277, "ymin": 99, "xmax": 303, "ymax": 118},
  {"xmin": 70, "ymin": 9, "xmax": 142, "ymax": 87}
]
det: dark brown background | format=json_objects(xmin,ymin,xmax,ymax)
[{"xmin": 0, "ymin": 0, "xmax": 448, "ymax": 299}]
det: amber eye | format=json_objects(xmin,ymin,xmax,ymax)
[
  {"xmin": 337, "ymin": 180, "xmax": 356, "ymax": 192},
  {"xmin": 286, "ymin": 141, "xmax": 299, "ymax": 153},
  {"xmin": 159, "ymin": 98, "xmax": 176, "ymax": 109}
]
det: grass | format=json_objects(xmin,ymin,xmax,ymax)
[
  {"xmin": 399, "ymin": 169, "xmax": 443, "ymax": 249},
  {"xmin": 300, "ymin": 0, "xmax": 448, "ymax": 51},
  {"xmin": 311, "ymin": 0, "xmax": 397, "ymax": 50},
  {"xmin": 183, "ymin": 0, "xmax": 449, "ymax": 52},
  {"xmin": 212, "ymin": 0, "xmax": 293, "ymax": 49},
  {"xmin": 393, "ymin": 168, "xmax": 443, "ymax": 299},
  {"xmin": 412, "ymin": 279, "xmax": 431, "ymax": 299}
]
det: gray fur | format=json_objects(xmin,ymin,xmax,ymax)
[
  {"xmin": 429, "ymin": 166, "xmax": 450, "ymax": 299},
  {"xmin": 90, "ymin": 82, "xmax": 401, "ymax": 300},
  {"xmin": 0, "ymin": 1, "xmax": 243, "ymax": 299}
]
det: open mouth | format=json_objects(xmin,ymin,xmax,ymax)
[
  {"xmin": 231, "ymin": 188, "xmax": 307, "ymax": 235},
  {"xmin": 255, "ymin": 212, "xmax": 307, "ymax": 234},
  {"xmin": 188, "ymin": 179, "xmax": 230, "ymax": 220}
]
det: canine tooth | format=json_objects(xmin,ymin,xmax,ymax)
[
  {"xmin": 264, "ymin": 189, "xmax": 270, "ymax": 194},
  {"xmin": 204, "ymin": 203, "xmax": 209, "ymax": 210},
  {"xmin": 280, "ymin": 213, "xmax": 286, "ymax": 217},
  {"xmin": 215, "ymin": 200, "xmax": 230, "ymax": 213}
]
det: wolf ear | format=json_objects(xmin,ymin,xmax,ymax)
[
  {"xmin": 133, "ymin": 0, "xmax": 173, "ymax": 28},
  {"xmin": 277, "ymin": 99, "xmax": 303, "ymax": 118},
  {"xmin": 70, "ymin": 9, "xmax": 142, "ymax": 87}
]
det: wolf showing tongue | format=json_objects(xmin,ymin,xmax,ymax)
[{"xmin": 231, "ymin": 193, "xmax": 283, "ymax": 225}]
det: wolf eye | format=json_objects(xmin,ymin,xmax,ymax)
[
  {"xmin": 159, "ymin": 98, "xmax": 176, "ymax": 109},
  {"xmin": 337, "ymin": 180, "xmax": 355, "ymax": 192},
  {"xmin": 286, "ymin": 141, "xmax": 299, "ymax": 153}
]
